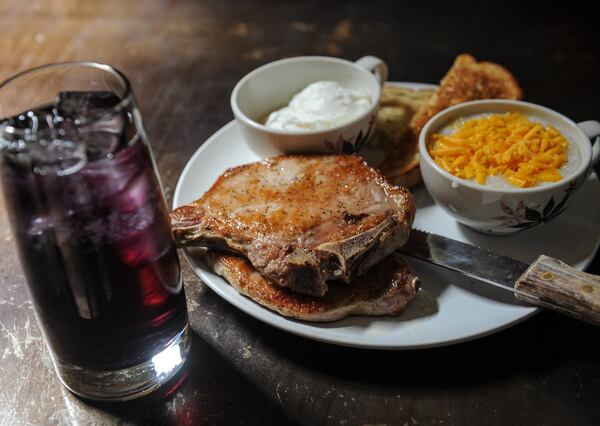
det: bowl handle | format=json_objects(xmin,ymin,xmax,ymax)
[
  {"xmin": 578, "ymin": 120, "xmax": 600, "ymax": 166},
  {"xmin": 355, "ymin": 56, "xmax": 388, "ymax": 86}
]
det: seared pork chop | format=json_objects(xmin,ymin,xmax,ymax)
[
  {"xmin": 199, "ymin": 250, "xmax": 419, "ymax": 322},
  {"xmin": 171, "ymin": 155, "xmax": 415, "ymax": 296}
]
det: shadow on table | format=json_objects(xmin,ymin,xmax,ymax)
[
  {"xmin": 211, "ymin": 276, "xmax": 600, "ymax": 393},
  {"xmin": 83, "ymin": 330, "xmax": 291, "ymax": 425},
  {"xmin": 262, "ymin": 309, "xmax": 599, "ymax": 388}
]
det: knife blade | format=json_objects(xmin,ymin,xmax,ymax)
[{"xmin": 398, "ymin": 229, "xmax": 600, "ymax": 326}]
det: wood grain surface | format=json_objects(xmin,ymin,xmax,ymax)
[
  {"xmin": 1, "ymin": 0, "xmax": 599, "ymax": 425},
  {"xmin": 516, "ymin": 255, "xmax": 600, "ymax": 326}
]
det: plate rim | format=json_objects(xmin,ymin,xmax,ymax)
[
  {"xmin": 172, "ymin": 81, "xmax": 599, "ymax": 350},
  {"xmin": 180, "ymin": 249, "xmax": 542, "ymax": 350}
]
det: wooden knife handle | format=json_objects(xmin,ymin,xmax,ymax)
[{"xmin": 515, "ymin": 255, "xmax": 600, "ymax": 326}]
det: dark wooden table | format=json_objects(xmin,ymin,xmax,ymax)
[{"xmin": 1, "ymin": 1, "xmax": 599, "ymax": 424}]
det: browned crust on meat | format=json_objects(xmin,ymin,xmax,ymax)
[
  {"xmin": 171, "ymin": 155, "xmax": 414, "ymax": 245},
  {"xmin": 202, "ymin": 250, "xmax": 419, "ymax": 322},
  {"xmin": 170, "ymin": 154, "xmax": 415, "ymax": 296}
]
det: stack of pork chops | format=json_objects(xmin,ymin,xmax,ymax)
[
  {"xmin": 170, "ymin": 155, "xmax": 420, "ymax": 321},
  {"xmin": 169, "ymin": 55, "xmax": 524, "ymax": 321}
]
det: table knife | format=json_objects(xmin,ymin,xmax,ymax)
[{"xmin": 399, "ymin": 229, "xmax": 600, "ymax": 327}]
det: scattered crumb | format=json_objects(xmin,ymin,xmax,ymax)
[{"xmin": 241, "ymin": 346, "xmax": 252, "ymax": 359}]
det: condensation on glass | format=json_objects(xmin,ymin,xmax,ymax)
[{"xmin": 0, "ymin": 62, "xmax": 190, "ymax": 400}]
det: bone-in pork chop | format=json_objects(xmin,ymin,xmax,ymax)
[
  {"xmin": 198, "ymin": 250, "xmax": 419, "ymax": 322},
  {"xmin": 171, "ymin": 155, "xmax": 415, "ymax": 296}
]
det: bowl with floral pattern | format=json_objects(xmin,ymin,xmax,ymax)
[
  {"xmin": 419, "ymin": 99, "xmax": 600, "ymax": 234},
  {"xmin": 231, "ymin": 56, "xmax": 388, "ymax": 157}
]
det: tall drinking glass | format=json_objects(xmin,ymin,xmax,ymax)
[{"xmin": 0, "ymin": 62, "xmax": 190, "ymax": 400}]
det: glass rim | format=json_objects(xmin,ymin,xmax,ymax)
[{"xmin": 0, "ymin": 61, "xmax": 133, "ymax": 138}]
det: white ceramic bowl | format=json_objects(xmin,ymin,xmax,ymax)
[
  {"xmin": 230, "ymin": 56, "xmax": 388, "ymax": 157},
  {"xmin": 419, "ymin": 100, "xmax": 600, "ymax": 234}
]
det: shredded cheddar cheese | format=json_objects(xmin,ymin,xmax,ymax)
[{"xmin": 428, "ymin": 112, "xmax": 569, "ymax": 188}]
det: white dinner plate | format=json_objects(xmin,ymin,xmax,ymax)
[{"xmin": 173, "ymin": 82, "xmax": 600, "ymax": 350}]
